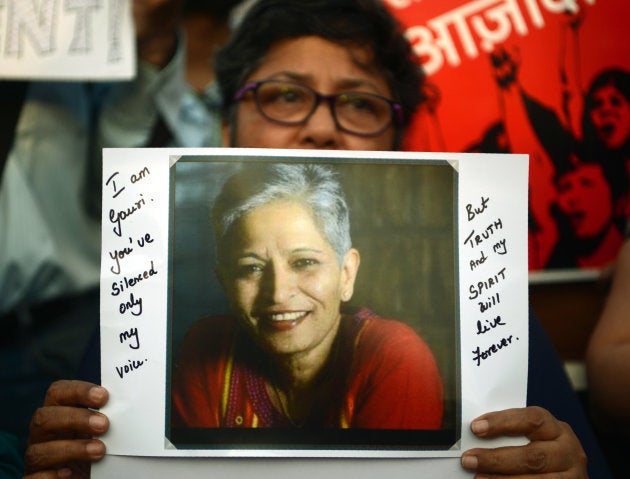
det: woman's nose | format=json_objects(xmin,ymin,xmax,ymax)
[
  {"xmin": 298, "ymin": 102, "xmax": 342, "ymax": 149},
  {"xmin": 261, "ymin": 264, "xmax": 296, "ymax": 304}
]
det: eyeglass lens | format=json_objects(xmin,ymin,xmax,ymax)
[{"xmin": 254, "ymin": 81, "xmax": 394, "ymax": 135}]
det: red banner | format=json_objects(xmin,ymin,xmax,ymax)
[{"xmin": 389, "ymin": 0, "xmax": 630, "ymax": 275}]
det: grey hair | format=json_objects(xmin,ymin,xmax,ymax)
[{"xmin": 212, "ymin": 163, "xmax": 352, "ymax": 263}]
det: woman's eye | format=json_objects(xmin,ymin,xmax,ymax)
[
  {"xmin": 592, "ymin": 98, "xmax": 603, "ymax": 110},
  {"xmin": 350, "ymin": 98, "xmax": 373, "ymax": 111},
  {"xmin": 339, "ymin": 94, "xmax": 377, "ymax": 113},
  {"xmin": 265, "ymin": 85, "xmax": 307, "ymax": 104},
  {"xmin": 279, "ymin": 88, "xmax": 301, "ymax": 102},
  {"xmin": 292, "ymin": 258, "xmax": 319, "ymax": 269},
  {"xmin": 236, "ymin": 263, "xmax": 264, "ymax": 277},
  {"xmin": 557, "ymin": 181, "xmax": 572, "ymax": 193}
]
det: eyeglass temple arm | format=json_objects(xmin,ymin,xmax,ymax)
[{"xmin": 233, "ymin": 82, "xmax": 259, "ymax": 101}]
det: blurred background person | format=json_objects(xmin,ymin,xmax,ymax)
[
  {"xmin": 586, "ymin": 238, "xmax": 630, "ymax": 477},
  {"xmin": 0, "ymin": 0, "xmax": 246, "ymax": 454}
]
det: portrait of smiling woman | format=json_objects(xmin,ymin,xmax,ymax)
[{"xmin": 167, "ymin": 158, "xmax": 456, "ymax": 445}]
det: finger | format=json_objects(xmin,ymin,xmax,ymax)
[
  {"xmin": 24, "ymin": 438, "xmax": 105, "ymax": 474},
  {"xmin": 23, "ymin": 470, "xmax": 73, "ymax": 479},
  {"xmin": 464, "ymin": 408, "xmax": 588, "ymax": 477},
  {"xmin": 462, "ymin": 439, "xmax": 579, "ymax": 476},
  {"xmin": 470, "ymin": 406, "xmax": 564, "ymax": 441},
  {"xmin": 44, "ymin": 380, "xmax": 108, "ymax": 408},
  {"xmin": 24, "ymin": 464, "xmax": 88, "ymax": 479},
  {"xmin": 29, "ymin": 406, "xmax": 109, "ymax": 444}
]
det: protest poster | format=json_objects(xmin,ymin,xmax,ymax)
[
  {"xmin": 0, "ymin": 0, "xmax": 134, "ymax": 79},
  {"xmin": 388, "ymin": 0, "xmax": 630, "ymax": 278},
  {"xmin": 94, "ymin": 148, "xmax": 528, "ymax": 477}
]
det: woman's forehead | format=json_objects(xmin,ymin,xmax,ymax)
[
  {"xmin": 247, "ymin": 36, "xmax": 391, "ymax": 95},
  {"xmin": 227, "ymin": 200, "xmax": 335, "ymax": 250}
]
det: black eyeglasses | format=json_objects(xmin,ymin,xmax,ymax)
[{"xmin": 232, "ymin": 80, "xmax": 403, "ymax": 136}]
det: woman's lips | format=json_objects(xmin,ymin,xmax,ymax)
[
  {"xmin": 568, "ymin": 210, "xmax": 598, "ymax": 236},
  {"xmin": 597, "ymin": 122, "xmax": 616, "ymax": 139},
  {"xmin": 258, "ymin": 311, "xmax": 309, "ymax": 331}
]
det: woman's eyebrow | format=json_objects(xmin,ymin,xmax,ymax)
[
  {"xmin": 263, "ymin": 71, "xmax": 313, "ymax": 83},
  {"xmin": 288, "ymin": 247, "xmax": 326, "ymax": 255},
  {"xmin": 335, "ymin": 78, "xmax": 382, "ymax": 92},
  {"xmin": 236, "ymin": 252, "xmax": 265, "ymax": 261},
  {"xmin": 263, "ymin": 72, "xmax": 382, "ymax": 93}
]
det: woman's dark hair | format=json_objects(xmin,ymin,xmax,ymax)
[
  {"xmin": 214, "ymin": 0, "xmax": 424, "ymax": 145},
  {"xmin": 552, "ymin": 141, "xmax": 592, "ymax": 185},
  {"xmin": 183, "ymin": 0, "xmax": 245, "ymax": 17}
]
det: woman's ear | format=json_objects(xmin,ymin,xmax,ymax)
[{"xmin": 340, "ymin": 248, "xmax": 360, "ymax": 302}]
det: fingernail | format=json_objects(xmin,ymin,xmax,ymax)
[
  {"xmin": 89, "ymin": 386, "xmax": 107, "ymax": 402},
  {"xmin": 89, "ymin": 414, "xmax": 107, "ymax": 431},
  {"xmin": 471, "ymin": 419, "xmax": 489, "ymax": 435},
  {"xmin": 86, "ymin": 441, "xmax": 105, "ymax": 458},
  {"xmin": 461, "ymin": 454, "xmax": 478, "ymax": 470},
  {"xmin": 57, "ymin": 468, "xmax": 72, "ymax": 478}
]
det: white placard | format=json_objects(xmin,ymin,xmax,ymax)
[
  {"xmin": 0, "ymin": 0, "xmax": 134, "ymax": 80},
  {"xmin": 96, "ymin": 148, "xmax": 528, "ymax": 474}
]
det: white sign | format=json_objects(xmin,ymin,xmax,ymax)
[
  {"xmin": 0, "ymin": 0, "xmax": 134, "ymax": 80},
  {"xmin": 95, "ymin": 148, "xmax": 529, "ymax": 475}
]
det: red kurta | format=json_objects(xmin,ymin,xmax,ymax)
[{"xmin": 171, "ymin": 307, "xmax": 444, "ymax": 429}]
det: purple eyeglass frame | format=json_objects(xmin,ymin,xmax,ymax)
[{"xmin": 232, "ymin": 80, "xmax": 404, "ymax": 135}]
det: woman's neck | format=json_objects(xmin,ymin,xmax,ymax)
[
  {"xmin": 267, "ymin": 329, "xmax": 341, "ymax": 424},
  {"xmin": 274, "ymin": 341, "xmax": 336, "ymax": 390}
]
